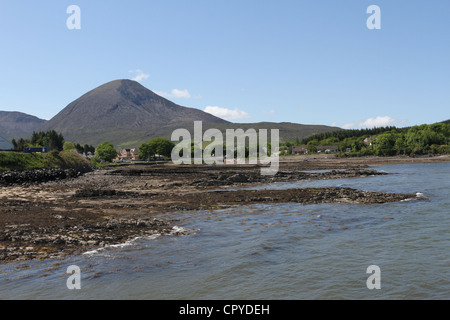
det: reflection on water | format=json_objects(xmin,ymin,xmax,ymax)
[{"xmin": 0, "ymin": 163, "xmax": 449, "ymax": 299}]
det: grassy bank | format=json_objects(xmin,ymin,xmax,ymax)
[{"xmin": 0, "ymin": 150, "xmax": 91, "ymax": 171}]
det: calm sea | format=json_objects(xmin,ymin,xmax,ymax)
[{"xmin": 0, "ymin": 162, "xmax": 449, "ymax": 300}]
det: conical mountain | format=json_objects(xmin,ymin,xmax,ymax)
[{"xmin": 40, "ymin": 79, "xmax": 229, "ymax": 147}]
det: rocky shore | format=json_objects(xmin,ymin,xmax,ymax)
[
  {"xmin": 0, "ymin": 167, "xmax": 92, "ymax": 186},
  {"xmin": 0, "ymin": 216, "xmax": 176, "ymax": 262},
  {"xmin": 1, "ymin": 156, "xmax": 441, "ymax": 263}
]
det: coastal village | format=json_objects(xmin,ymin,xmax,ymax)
[
  {"xmin": 1, "ymin": 134, "xmax": 344, "ymax": 161},
  {"xmin": 292, "ymin": 145, "xmax": 340, "ymax": 155}
]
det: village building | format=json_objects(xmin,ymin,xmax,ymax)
[
  {"xmin": 116, "ymin": 148, "xmax": 139, "ymax": 161},
  {"xmin": 82, "ymin": 151, "xmax": 94, "ymax": 158},
  {"xmin": 317, "ymin": 145, "xmax": 339, "ymax": 153},
  {"xmin": 23, "ymin": 146, "xmax": 52, "ymax": 153},
  {"xmin": 364, "ymin": 137, "xmax": 374, "ymax": 146},
  {"xmin": 292, "ymin": 145, "xmax": 308, "ymax": 155}
]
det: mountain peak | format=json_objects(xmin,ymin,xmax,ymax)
[
  {"xmin": 95, "ymin": 79, "xmax": 144, "ymax": 91},
  {"xmin": 39, "ymin": 79, "xmax": 229, "ymax": 146}
]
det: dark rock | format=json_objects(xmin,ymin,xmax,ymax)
[
  {"xmin": 227, "ymin": 173, "xmax": 249, "ymax": 183},
  {"xmin": 0, "ymin": 167, "xmax": 92, "ymax": 186}
]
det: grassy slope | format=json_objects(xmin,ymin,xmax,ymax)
[
  {"xmin": 62, "ymin": 122, "xmax": 341, "ymax": 148},
  {"xmin": 0, "ymin": 151, "xmax": 90, "ymax": 171}
]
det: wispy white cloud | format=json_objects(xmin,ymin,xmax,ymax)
[
  {"xmin": 263, "ymin": 109, "xmax": 276, "ymax": 115},
  {"xmin": 171, "ymin": 89, "xmax": 191, "ymax": 99},
  {"xmin": 341, "ymin": 116, "xmax": 402, "ymax": 129},
  {"xmin": 129, "ymin": 69, "xmax": 149, "ymax": 82},
  {"xmin": 204, "ymin": 106, "xmax": 251, "ymax": 121},
  {"xmin": 155, "ymin": 89, "xmax": 191, "ymax": 99}
]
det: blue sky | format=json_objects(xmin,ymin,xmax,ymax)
[{"xmin": 0, "ymin": 0, "xmax": 449, "ymax": 129}]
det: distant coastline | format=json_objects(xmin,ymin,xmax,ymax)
[
  {"xmin": 278, "ymin": 154, "xmax": 450, "ymax": 166},
  {"xmin": 2, "ymin": 152, "xmax": 449, "ymax": 186}
]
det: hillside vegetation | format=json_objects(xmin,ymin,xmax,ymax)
[
  {"xmin": 0, "ymin": 150, "xmax": 90, "ymax": 171},
  {"xmin": 289, "ymin": 123, "xmax": 450, "ymax": 156}
]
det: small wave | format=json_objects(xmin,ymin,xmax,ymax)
[
  {"xmin": 401, "ymin": 192, "xmax": 426, "ymax": 202},
  {"xmin": 170, "ymin": 226, "xmax": 199, "ymax": 235},
  {"xmin": 83, "ymin": 248, "xmax": 103, "ymax": 255},
  {"xmin": 83, "ymin": 234, "xmax": 162, "ymax": 256},
  {"xmin": 82, "ymin": 226, "xmax": 197, "ymax": 256}
]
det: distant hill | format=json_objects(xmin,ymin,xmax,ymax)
[
  {"xmin": 0, "ymin": 136, "xmax": 13, "ymax": 150},
  {"xmin": 0, "ymin": 111, "xmax": 47, "ymax": 141},
  {"xmin": 38, "ymin": 79, "xmax": 340, "ymax": 148},
  {"xmin": 39, "ymin": 79, "xmax": 230, "ymax": 147},
  {"xmin": 441, "ymin": 119, "xmax": 450, "ymax": 125},
  {"xmin": 213, "ymin": 122, "xmax": 341, "ymax": 143}
]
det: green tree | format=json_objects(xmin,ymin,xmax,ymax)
[
  {"xmin": 138, "ymin": 142, "xmax": 156, "ymax": 161},
  {"xmin": 95, "ymin": 142, "xmax": 117, "ymax": 162},
  {"xmin": 11, "ymin": 138, "xmax": 32, "ymax": 151},
  {"xmin": 393, "ymin": 134, "xmax": 408, "ymax": 155},
  {"xmin": 63, "ymin": 142, "xmax": 76, "ymax": 152},
  {"xmin": 338, "ymin": 137, "xmax": 357, "ymax": 152},
  {"xmin": 373, "ymin": 133, "xmax": 397, "ymax": 156},
  {"xmin": 429, "ymin": 123, "xmax": 450, "ymax": 137},
  {"xmin": 405, "ymin": 125, "xmax": 447, "ymax": 154},
  {"xmin": 321, "ymin": 137, "xmax": 340, "ymax": 145},
  {"xmin": 351, "ymin": 139, "xmax": 366, "ymax": 153},
  {"xmin": 29, "ymin": 130, "xmax": 65, "ymax": 151},
  {"xmin": 84, "ymin": 144, "xmax": 95, "ymax": 154},
  {"xmin": 149, "ymin": 138, "xmax": 175, "ymax": 158},
  {"xmin": 306, "ymin": 140, "xmax": 318, "ymax": 153},
  {"xmin": 75, "ymin": 143, "xmax": 84, "ymax": 154},
  {"xmin": 139, "ymin": 138, "xmax": 175, "ymax": 160}
]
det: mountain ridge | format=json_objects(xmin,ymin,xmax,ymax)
[
  {"xmin": 4, "ymin": 79, "xmax": 342, "ymax": 148},
  {"xmin": 0, "ymin": 111, "xmax": 47, "ymax": 141},
  {"xmin": 38, "ymin": 79, "xmax": 233, "ymax": 146}
]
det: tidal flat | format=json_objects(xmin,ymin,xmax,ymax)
[{"xmin": 1, "ymin": 155, "xmax": 448, "ymax": 263}]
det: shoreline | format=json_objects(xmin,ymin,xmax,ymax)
[
  {"xmin": 1, "ymin": 155, "xmax": 448, "ymax": 263},
  {"xmin": 278, "ymin": 154, "xmax": 450, "ymax": 166}
]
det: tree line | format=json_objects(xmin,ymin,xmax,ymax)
[
  {"xmin": 299, "ymin": 126, "xmax": 406, "ymax": 145},
  {"xmin": 92, "ymin": 138, "xmax": 176, "ymax": 163},
  {"xmin": 284, "ymin": 123, "xmax": 450, "ymax": 156},
  {"xmin": 11, "ymin": 130, "xmax": 95, "ymax": 154}
]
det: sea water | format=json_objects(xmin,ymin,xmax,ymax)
[{"xmin": 0, "ymin": 163, "xmax": 448, "ymax": 300}]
